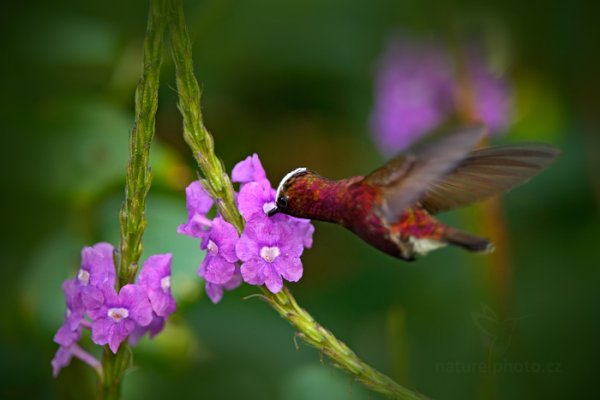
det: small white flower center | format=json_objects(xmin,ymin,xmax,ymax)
[
  {"xmin": 207, "ymin": 240, "xmax": 219, "ymax": 255},
  {"xmin": 260, "ymin": 246, "xmax": 280, "ymax": 263},
  {"xmin": 263, "ymin": 201, "xmax": 277, "ymax": 215},
  {"xmin": 77, "ymin": 269, "xmax": 90, "ymax": 285},
  {"xmin": 107, "ymin": 307, "xmax": 129, "ymax": 322},
  {"xmin": 161, "ymin": 276, "xmax": 171, "ymax": 292}
]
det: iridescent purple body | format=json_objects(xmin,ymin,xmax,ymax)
[{"xmin": 280, "ymin": 172, "xmax": 445, "ymax": 259}]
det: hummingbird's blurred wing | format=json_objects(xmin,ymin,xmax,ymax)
[
  {"xmin": 420, "ymin": 144, "xmax": 560, "ymax": 214},
  {"xmin": 364, "ymin": 125, "xmax": 485, "ymax": 223}
]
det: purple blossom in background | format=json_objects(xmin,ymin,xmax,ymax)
[
  {"xmin": 139, "ymin": 254, "xmax": 176, "ymax": 317},
  {"xmin": 89, "ymin": 284, "xmax": 153, "ymax": 353},
  {"xmin": 178, "ymin": 181, "xmax": 214, "ymax": 239},
  {"xmin": 205, "ymin": 269, "xmax": 243, "ymax": 304},
  {"xmin": 231, "ymin": 153, "xmax": 268, "ymax": 186},
  {"xmin": 75, "ymin": 242, "xmax": 116, "ymax": 310},
  {"xmin": 198, "ymin": 217, "xmax": 239, "ymax": 284},
  {"xmin": 371, "ymin": 36, "xmax": 513, "ymax": 155},
  {"xmin": 236, "ymin": 220, "xmax": 304, "ymax": 293},
  {"xmin": 371, "ymin": 38, "xmax": 454, "ymax": 155},
  {"xmin": 467, "ymin": 53, "xmax": 513, "ymax": 134}
]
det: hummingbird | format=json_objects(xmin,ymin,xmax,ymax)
[{"xmin": 267, "ymin": 125, "xmax": 559, "ymax": 261}]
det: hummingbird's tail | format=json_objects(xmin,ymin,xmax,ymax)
[{"xmin": 443, "ymin": 228, "xmax": 495, "ymax": 254}]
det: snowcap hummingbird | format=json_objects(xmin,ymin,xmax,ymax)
[{"xmin": 267, "ymin": 125, "xmax": 559, "ymax": 261}]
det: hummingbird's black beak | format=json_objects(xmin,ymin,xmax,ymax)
[{"xmin": 267, "ymin": 206, "xmax": 280, "ymax": 217}]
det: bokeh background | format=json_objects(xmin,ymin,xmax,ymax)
[{"xmin": 1, "ymin": 0, "xmax": 599, "ymax": 399}]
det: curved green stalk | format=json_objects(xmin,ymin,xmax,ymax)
[{"xmin": 167, "ymin": 1, "xmax": 428, "ymax": 398}]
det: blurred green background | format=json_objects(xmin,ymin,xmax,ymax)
[{"xmin": 1, "ymin": 0, "xmax": 599, "ymax": 399}]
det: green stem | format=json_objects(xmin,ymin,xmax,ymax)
[
  {"xmin": 167, "ymin": 1, "xmax": 427, "ymax": 398},
  {"xmin": 99, "ymin": 0, "xmax": 167, "ymax": 398},
  {"xmin": 98, "ymin": 346, "xmax": 131, "ymax": 400},
  {"xmin": 118, "ymin": 0, "xmax": 168, "ymax": 288}
]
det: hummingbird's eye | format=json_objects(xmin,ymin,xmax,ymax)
[{"xmin": 277, "ymin": 195, "xmax": 288, "ymax": 208}]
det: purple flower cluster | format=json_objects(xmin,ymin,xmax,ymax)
[
  {"xmin": 371, "ymin": 36, "xmax": 513, "ymax": 155},
  {"xmin": 52, "ymin": 243, "xmax": 176, "ymax": 377},
  {"xmin": 179, "ymin": 154, "xmax": 314, "ymax": 301}
]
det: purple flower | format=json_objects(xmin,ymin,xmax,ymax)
[
  {"xmin": 236, "ymin": 220, "xmax": 304, "ymax": 293},
  {"xmin": 139, "ymin": 254, "xmax": 176, "ymax": 317},
  {"xmin": 75, "ymin": 242, "xmax": 116, "ymax": 310},
  {"xmin": 231, "ymin": 154, "xmax": 268, "ymax": 186},
  {"xmin": 371, "ymin": 38, "xmax": 454, "ymax": 155},
  {"xmin": 179, "ymin": 154, "xmax": 314, "ymax": 300},
  {"xmin": 178, "ymin": 181, "xmax": 214, "ymax": 238},
  {"xmin": 205, "ymin": 269, "xmax": 243, "ymax": 304},
  {"xmin": 90, "ymin": 284, "xmax": 153, "ymax": 353},
  {"xmin": 198, "ymin": 217, "xmax": 239, "ymax": 284}
]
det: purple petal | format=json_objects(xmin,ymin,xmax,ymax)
[
  {"xmin": 277, "ymin": 226, "xmax": 304, "ymax": 257},
  {"xmin": 276, "ymin": 256, "xmax": 303, "ymax": 282},
  {"xmin": 235, "ymin": 233, "xmax": 260, "ymax": 262},
  {"xmin": 51, "ymin": 347, "xmax": 72, "ymax": 378},
  {"xmin": 177, "ymin": 213, "xmax": 213, "ymax": 239},
  {"xmin": 81, "ymin": 242, "xmax": 116, "ymax": 289},
  {"xmin": 231, "ymin": 154, "xmax": 268, "ymax": 185},
  {"xmin": 119, "ymin": 284, "xmax": 152, "ymax": 326},
  {"xmin": 246, "ymin": 219, "xmax": 288, "ymax": 247},
  {"xmin": 209, "ymin": 217, "xmax": 240, "ymax": 263},
  {"xmin": 222, "ymin": 269, "xmax": 243, "ymax": 290},
  {"xmin": 146, "ymin": 315, "xmax": 166, "ymax": 338},
  {"xmin": 80, "ymin": 285, "xmax": 105, "ymax": 310},
  {"xmin": 62, "ymin": 279, "xmax": 84, "ymax": 313},
  {"xmin": 139, "ymin": 254, "xmax": 171, "ymax": 285},
  {"xmin": 147, "ymin": 288, "xmax": 176, "ymax": 317},
  {"xmin": 204, "ymin": 267, "xmax": 243, "ymax": 304},
  {"xmin": 108, "ymin": 320, "xmax": 135, "ymax": 354},
  {"xmin": 91, "ymin": 317, "xmax": 112, "ymax": 346},
  {"xmin": 53, "ymin": 323, "xmax": 81, "ymax": 347},
  {"xmin": 240, "ymin": 258, "xmax": 267, "ymax": 286},
  {"xmin": 65, "ymin": 308, "xmax": 84, "ymax": 331},
  {"xmin": 185, "ymin": 181, "xmax": 213, "ymax": 217},
  {"xmin": 201, "ymin": 255, "xmax": 236, "ymax": 285},
  {"xmin": 139, "ymin": 254, "xmax": 176, "ymax": 316},
  {"xmin": 237, "ymin": 181, "xmax": 276, "ymax": 222},
  {"xmin": 130, "ymin": 314, "xmax": 166, "ymax": 345},
  {"xmin": 205, "ymin": 282, "xmax": 224, "ymax": 304},
  {"xmin": 289, "ymin": 218, "xmax": 315, "ymax": 248},
  {"xmin": 263, "ymin": 265, "xmax": 283, "ymax": 293}
]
